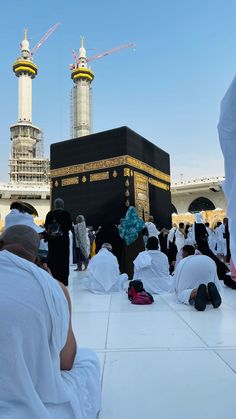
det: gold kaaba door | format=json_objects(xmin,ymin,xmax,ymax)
[{"xmin": 134, "ymin": 171, "xmax": 150, "ymax": 220}]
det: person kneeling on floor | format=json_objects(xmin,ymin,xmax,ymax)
[
  {"xmin": 0, "ymin": 225, "xmax": 101, "ymax": 419},
  {"xmin": 173, "ymin": 253, "xmax": 222, "ymax": 311}
]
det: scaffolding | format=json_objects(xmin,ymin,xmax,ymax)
[
  {"xmin": 70, "ymin": 85, "xmax": 80, "ymax": 139},
  {"xmin": 9, "ymin": 123, "xmax": 50, "ymax": 184}
]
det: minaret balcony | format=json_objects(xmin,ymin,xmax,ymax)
[
  {"xmin": 71, "ymin": 67, "xmax": 94, "ymax": 82},
  {"xmin": 13, "ymin": 60, "xmax": 38, "ymax": 78}
]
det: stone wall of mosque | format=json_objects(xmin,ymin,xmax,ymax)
[
  {"xmin": 172, "ymin": 209, "xmax": 226, "ymax": 228},
  {"xmin": 171, "ymin": 190, "xmax": 226, "ymax": 214},
  {"xmin": 171, "ymin": 189, "xmax": 227, "ymax": 227}
]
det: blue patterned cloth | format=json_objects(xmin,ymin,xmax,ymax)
[{"xmin": 118, "ymin": 206, "xmax": 145, "ymax": 245}]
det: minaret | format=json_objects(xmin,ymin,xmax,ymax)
[
  {"xmin": 71, "ymin": 37, "xmax": 94, "ymax": 138},
  {"xmin": 9, "ymin": 29, "xmax": 49, "ymax": 184}
]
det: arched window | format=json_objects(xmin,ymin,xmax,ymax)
[
  {"xmin": 171, "ymin": 203, "xmax": 178, "ymax": 214},
  {"xmin": 188, "ymin": 197, "xmax": 215, "ymax": 213}
]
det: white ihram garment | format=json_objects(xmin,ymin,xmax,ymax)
[
  {"xmin": 206, "ymin": 227, "xmax": 217, "ymax": 254},
  {"xmin": 82, "ymin": 248, "xmax": 128, "ymax": 293},
  {"xmin": 145, "ymin": 222, "xmax": 160, "ymax": 238},
  {"xmin": 167, "ymin": 227, "xmax": 176, "ymax": 249},
  {"xmin": 173, "ymin": 254, "xmax": 221, "ymax": 305},
  {"xmin": 218, "ymin": 75, "xmax": 236, "ymax": 266},
  {"xmin": 133, "ymin": 250, "xmax": 172, "ymax": 294},
  {"xmin": 215, "ymin": 224, "xmax": 227, "ymax": 256},
  {"xmin": 69, "ymin": 230, "xmax": 74, "ymax": 265},
  {"xmin": 0, "ymin": 250, "xmax": 101, "ymax": 419},
  {"xmin": 175, "ymin": 229, "xmax": 185, "ymax": 251},
  {"xmin": 4, "ymin": 209, "xmax": 44, "ymax": 234}
]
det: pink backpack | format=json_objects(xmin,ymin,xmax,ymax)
[
  {"xmin": 128, "ymin": 280, "xmax": 154, "ymax": 305},
  {"xmin": 131, "ymin": 291, "xmax": 154, "ymax": 305}
]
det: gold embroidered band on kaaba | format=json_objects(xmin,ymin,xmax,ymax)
[{"xmin": 51, "ymin": 155, "xmax": 170, "ymax": 183}]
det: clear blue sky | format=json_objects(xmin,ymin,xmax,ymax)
[{"xmin": 1, "ymin": 0, "xmax": 236, "ymax": 182}]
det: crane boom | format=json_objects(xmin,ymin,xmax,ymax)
[
  {"xmin": 31, "ymin": 22, "xmax": 61, "ymax": 56},
  {"xmin": 72, "ymin": 49, "xmax": 79, "ymax": 67},
  {"xmin": 87, "ymin": 42, "xmax": 135, "ymax": 62}
]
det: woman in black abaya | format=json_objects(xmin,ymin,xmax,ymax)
[{"xmin": 45, "ymin": 198, "xmax": 72, "ymax": 286}]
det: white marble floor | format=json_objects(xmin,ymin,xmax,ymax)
[{"xmin": 68, "ymin": 268, "xmax": 236, "ymax": 419}]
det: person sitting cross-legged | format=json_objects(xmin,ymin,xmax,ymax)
[
  {"xmin": 0, "ymin": 225, "xmax": 101, "ymax": 419},
  {"xmin": 82, "ymin": 243, "xmax": 128, "ymax": 294},
  {"xmin": 173, "ymin": 253, "xmax": 222, "ymax": 311},
  {"xmin": 133, "ymin": 236, "xmax": 172, "ymax": 294}
]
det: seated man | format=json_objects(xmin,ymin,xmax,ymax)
[
  {"xmin": 173, "ymin": 253, "xmax": 222, "ymax": 311},
  {"xmin": 0, "ymin": 225, "xmax": 101, "ymax": 419},
  {"xmin": 133, "ymin": 236, "xmax": 172, "ymax": 294},
  {"xmin": 82, "ymin": 243, "xmax": 128, "ymax": 293}
]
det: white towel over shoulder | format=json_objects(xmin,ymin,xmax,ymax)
[{"xmin": 0, "ymin": 250, "xmax": 100, "ymax": 419}]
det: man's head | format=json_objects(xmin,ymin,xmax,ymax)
[
  {"xmin": 146, "ymin": 236, "xmax": 159, "ymax": 250},
  {"xmin": 223, "ymin": 217, "xmax": 228, "ymax": 225},
  {"xmin": 101, "ymin": 243, "xmax": 112, "ymax": 252},
  {"xmin": 10, "ymin": 201, "xmax": 22, "ymax": 211},
  {"xmin": 182, "ymin": 244, "xmax": 195, "ymax": 258},
  {"xmin": 148, "ymin": 215, "xmax": 154, "ymax": 223},
  {"xmin": 54, "ymin": 198, "xmax": 64, "ymax": 210},
  {"xmin": 205, "ymin": 222, "xmax": 210, "ymax": 228},
  {"xmin": 179, "ymin": 222, "xmax": 184, "ymax": 229},
  {"xmin": 0, "ymin": 225, "xmax": 40, "ymax": 262}
]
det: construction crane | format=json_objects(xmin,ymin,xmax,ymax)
[
  {"xmin": 30, "ymin": 22, "xmax": 61, "ymax": 56},
  {"xmin": 70, "ymin": 42, "xmax": 136, "ymax": 69},
  {"xmin": 87, "ymin": 42, "xmax": 135, "ymax": 62},
  {"xmin": 72, "ymin": 48, "xmax": 79, "ymax": 67}
]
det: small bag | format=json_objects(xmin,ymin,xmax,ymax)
[
  {"xmin": 128, "ymin": 280, "xmax": 144, "ymax": 301},
  {"xmin": 132, "ymin": 291, "xmax": 154, "ymax": 305},
  {"xmin": 128, "ymin": 280, "xmax": 154, "ymax": 305}
]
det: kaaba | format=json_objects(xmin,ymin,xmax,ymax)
[{"xmin": 50, "ymin": 126, "xmax": 172, "ymax": 228}]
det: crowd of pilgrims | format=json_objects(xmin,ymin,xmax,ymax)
[
  {"xmin": 44, "ymin": 198, "xmax": 236, "ymax": 309},
  {"xmin": 3, "ymin": 197, "xmax": 235, "ymax": 309}
]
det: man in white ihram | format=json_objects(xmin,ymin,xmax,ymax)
[
  {"xmin": 0, "ymin": 225, "xmax": 101, "ymax": 419},
  {"xmin": 133, "ymin": 236, "xmax": 172, "ymax": 294},
  {"xmin": 173, "ymin": 253, "xmax": 222, "ymax": 311},
  {"xmin": 145, "ymin": 215, "xmax": 160, "ymax": 240},
  {"xmin": 82, "ymin": 243, "xmax": 128, "ymax": 293},
  {"xmin": 218, "ymin": 75, "xmax": 236, "ymax": 268}
]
